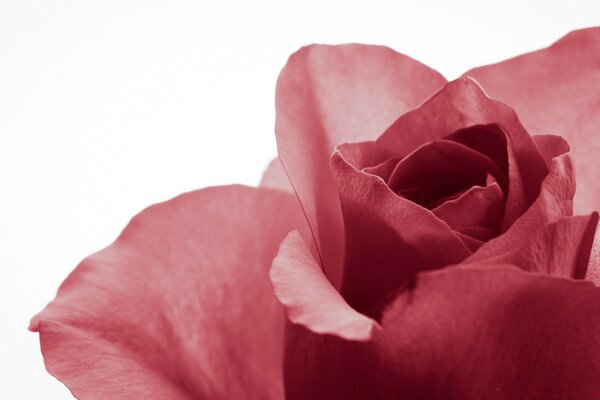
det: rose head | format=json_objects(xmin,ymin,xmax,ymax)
[{"xmin": 32, "ymin": 28, "xmax": 600, "ymax": 399}]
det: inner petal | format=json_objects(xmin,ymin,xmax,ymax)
[
  {"xmin": 387, "ymin": 139, "xmax": 505, "ymax": 209},
  {"xmin": 432, "ymin": 183, "xmax": 505, "ymax": 233},
  {"xmin": 445, "ymin": 124, "xmax": 509, "ymax": 188}
]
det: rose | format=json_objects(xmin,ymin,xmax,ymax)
[{"xmin": 31, "ymin": 28, "xmax": 599, "ymax": 399}]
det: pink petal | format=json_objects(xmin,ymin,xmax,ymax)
[
  {"xmin": 464, "ymin": 27, "xmax": 600, "ymax": 214},
  {"xmin": 587, "ymin": 222, "xmax": 600, "ymax": 284},
  {"xmin": 332, "ymin": 148, "xmax": 470, "ymax": 316},
  {"xmin": 362, "ymin": 156, "xmax": 403, "ymax": 181},
  {"xmin": 432, "ymin": 183, "xmax": 505, "ymax": 234},
  {"xmin": 533, "ymin": 134, "xmax": 571, "ymax": 168},
  {"xmin": 381, "ymin": 265, "xmax": 600, "ymax": 398},
  {"xmin": 270, "ymin": 230, "xmax": 379, "ymax": 341},
  {"xmin": 468, "ymin": 135, "xmax": 575, "ymax": 262},
  {"xmin": 455, "ymin": 225, "xmax": 497, "ymax": 241},
  {"xmin": 329, "ymin": 78, "xmax": 551, "ymax": 315},
  {"xmin": 475, "ymin": 213, "xmax": 599, "ymax": 278},
  {"xmin": 260, "ymin": 158, "xmax": 293, "ymax": 193},
  {"xmin": 275, "ymin": 44, "xmax": 446, "ymax": 287},
  {"xmin": 386, "ymin": 139, "xmax": 504, "ymax": 208},
  {"xmin": 30, "ymin": 185, "xmax": 307, "ymax": 400},
  {"xmin": 454, "ymin": 232, "xmax": 486, "ymax": 252},
  {"xmin": 282, "ymin": 264, "xmax": 600, "ymax": 399},
  {"xmin": 373, "ymin": 78, "xmax": 548, "ymax": 229}
]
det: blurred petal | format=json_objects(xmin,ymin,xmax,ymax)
[
  {"xmin": 270, "ymin": 231, "xmax": 378, "ymax": 341},
  {"xmin": 261, "ymin": 158, "xmax": 293, "ymax": 193},
  {"xmin": 30, "ymin": 185, "xmax": 307, "ymax": 400},
  {"xmin": 381, "ymin": 265, "xmax": 600, "ymax": 399},
  {"xmin": 465, "ymin": 27, "xmax": 600, "ymax": 214},
  {"xmin": 275, "ymin": 44, "xmax": 446, "ymax": 287}
]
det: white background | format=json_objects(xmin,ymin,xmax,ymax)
[{"xmin": 1, "ymin": 0, "xmax": 598, "ymax": 398}]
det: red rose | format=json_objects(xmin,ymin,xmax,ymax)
[{"xmin": 32, "ymin": 28, "xmax": 600, "ymax": 399}]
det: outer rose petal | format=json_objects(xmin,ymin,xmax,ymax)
[
  {"xmin": 464, "ymin": 27, "xmax": 600, "ymax": 214},
  {"xmin": 30, "ymin": 185, "xmax": 307, "ymax": 400},
  {"xmin": 275, "ymin": 44, "xmax": 447, "ymax": 287},
  {"xmin": 382, "ymin": 265, "xmax": 600, "ymax": 399},
  {"xmin": 281, "ymin": 265, "xmax": 600, "ymax": 399},
  {"xmin": 270, "ymin": 230, "xmax": 379, "ymax": 341},
  {"xmin": 260, "ymin": 157, "xmax": 293, "ymax": 193},
  {"xmin": 475, "ymin": 213, "xmax": 599, "ymax": 278}
]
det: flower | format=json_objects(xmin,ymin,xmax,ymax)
[{"xmin": 31, "ymin": 28, "xmax": 600, "ymax": 399}]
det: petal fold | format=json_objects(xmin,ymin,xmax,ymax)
[
  {"xmin": 432, "ymin": 183, "xmax": 505, "ymax": 235},
  {"xmin": 270, "ymin": 231, "xmax": 379, "ymax": 342},
  {"xmin": 468, "ymin": 138, "xmax": 575, "ymax": 262}
]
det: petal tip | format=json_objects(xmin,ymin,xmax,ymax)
[
  {"xmin": 271, "ymin": 230, "xmax": 379, "ymax": 343},
  {"xmin": 28, "ymin": 317, "xmax": 39, "ymax": 332}
]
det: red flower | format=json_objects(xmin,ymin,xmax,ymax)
[{"xmin": 32, "ymin": 28, "xmax": 600, "ymax": 399}]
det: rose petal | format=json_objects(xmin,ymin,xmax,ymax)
[
  {"xmin": 330, "ymin": 78, "xmax": 551, "ymax": 315},
  {"xmin": 455, "ymin": 225, "xmax": 497, "ymax": 242},
  {"xmin": 587, "ymin": 221, "xmax": 600, "ymax": 284},
  {"xmin": 362, "ymin": 156, "xmax": 402, "ymax": 181},
  {"xmin": 446, "ymin": 123, "xmax": 510, "ymax": 181},
  {"xmin": 432, "ymin": 183, "xmax": 505, "ymax": 234},
  {"xmin": 282, "ymin": 264, "xmax": 600, "ymax": 399},
  {"xmin": 467, "ymin": 136, "xmax": 575, "ymax": 262},
  {"xmin": 275, "ymin": 44, "xmax": 447, "ymax": 287},
  {"xmin": 270, "ymin": 230, "xmax": 379, "ymax": 341},
  {"xmin": 474, "ymin": 213, "xmax": 599, "ymax": 278},
  {"xmin": 372, "ymin": 78, "xmax": 548, "ymax": 229},
  {"xmin": 454, "ymin": 232, "xmax": 486, "ymax": 252},
  {"xmin": 332, "ymin": 148, "xmax": 470, "ymax": 316},
  {"xmin": 30, "ymin": 185, "xmax": 307, "ymax": 400},
  {"xmin": 381, "ymin": 264, "xmax": 600, "ymax": 398},
  {"xmin": 260, "ymin": 158, "xmax": 293, "ymax": 193},
  {"xmin": 464, "ymin": 27, "xmax": 600, "ymax": 214},
  {"xmin": 387, "ymin": 139, "xmax": 504, "ymax": 208},
  {"xmin": 282, "ymin": 322, "xmax": 392, "ymax": 400},
  {"xmin": 533, "ymin": 134, "xmax": 571, "ymax": 169}
]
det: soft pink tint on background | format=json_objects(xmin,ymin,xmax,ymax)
[{"xmin": 28, "ymin": 26, "xmax": 600, "ymax": 399}]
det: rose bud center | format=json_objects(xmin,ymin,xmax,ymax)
[{"xmin": 332, "ymin": 123, "xmax": 513, "ymax": 317}]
